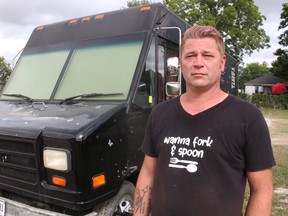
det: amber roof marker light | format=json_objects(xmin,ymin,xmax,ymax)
[
  {"xmin": 36, "ymin": 26, "xmax": 45, "ymax": 31},
  {"xmin": 140, "ymin": 6, "xmax": 151, "ymax": 12},
  {"xmin": 95, "ymin": 14, "xmax": 105, "ymax": 20}
]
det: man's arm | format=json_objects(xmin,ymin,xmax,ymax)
[
  {"xmin": 245, "ymin": 168, "xmax": 273, "ymax": 216},
  {"xmin": 134, "ymin": 155, "xmax": 157, "ymax": 216}
]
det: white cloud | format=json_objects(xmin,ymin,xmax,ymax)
[
  {"xmin": 243, "ymin": 0, "xmax": 287, "ymax": 66},
  {"xmin": 0, "ymin": 0, "xmax": 286, "ymax": 66},
  {"xmin": 0, "ymin": 0, "xmax": 138, "ymax": 63}
]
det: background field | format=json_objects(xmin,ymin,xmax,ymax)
[
  {"xmin": 264, "ymin": 109, "xmax": 288, "ymax": 215},
  {"xmin": 244, "ymin": 109, "xmax": 288, "ymax": 215}
]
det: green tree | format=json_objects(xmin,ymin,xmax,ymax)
[
  {"xmin": 278, "ymin": 3, "xmax": 288, "ymax": 47},
  {"xmin": 163, "ymin": 0, "xmax": 270, "ymax": 61},
  {"xmin": 271, "ymin": 3, "xmax": 288, "ymax": 81},
  {"xmin": 271, "ymin": 49, "xmax": 288, "ymax": 81},
  {"xmin": 0, "ymin": 56, "xmax": 12, "ymax": 90},
  {"xmin": 239, "ymin": 62, "xmax": 270, "ymax": 90},
  {"xmin": 127, "ymin": 0, "xmax": 154, "ymax": 7}
]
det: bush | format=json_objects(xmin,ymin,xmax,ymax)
[
  {"xmin": 238, "ymin": 92, "xmax": 251, "ymax": 101},
  {"xmin": 249, "ymin": 93, "xmax": 288, "ymax": 109}
]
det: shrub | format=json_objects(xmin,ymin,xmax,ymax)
[{"xmin": 249, "ymin": 93, "xmax": 288, "ymax": 109}]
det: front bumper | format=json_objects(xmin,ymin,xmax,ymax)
[{"xmin": 0, "ymin": 196, "xmax": 98, "ymax": 216}]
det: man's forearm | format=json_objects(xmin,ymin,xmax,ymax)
[
  {"xmin": 245, "ymin": 169, "xmax": 273, "ymax": 216},
  {"xmin": 134, "ymin": 155, "xmax": 157, "ymax": 216},
  {"xmin": 134, "ymin": 184, "xmax": 152, "ymax": 216},
  {"xmin": 245, "ymin": 189, "xmax": 273, "ymax": 216}
]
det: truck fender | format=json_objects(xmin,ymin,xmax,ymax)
[{"xmin": 93, "ymin": 181, "xmax": 134, "ymax": 216}]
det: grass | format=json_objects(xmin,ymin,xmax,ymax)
[
  {"xmin": 273, "ymin": 145, "xmax": 288, "ymax": 188},
  {"xmin": 261, "ymin": 108, "xmax": 288, "ymax": 119},
  {"xmin": 271, "ymin": 145, "xmax": 288, "ymax": 215},
  {"xmin": 244, "ymin": 109, "xmax": 288, "ymax": 215}
]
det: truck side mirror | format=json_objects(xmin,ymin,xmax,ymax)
[
  {"xmin": 166, "ymin": 82, "xmax": 180, "ymax": 96},
  {"xmin": 167, "ymin": 57, "xmax": 179, "ymax": 76}
]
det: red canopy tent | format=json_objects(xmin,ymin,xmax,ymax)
[{"xmin": 272, "ymin": 82, "xmax": 287, "ymax": 94}]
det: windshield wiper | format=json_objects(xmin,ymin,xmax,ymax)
[
  {"xmin": 3, "ymin": 93, "xmax": 34, "ymax": 102},
  {"xmin": 60, "ymin": 92, "xmax": 123, "ymax": 104}
]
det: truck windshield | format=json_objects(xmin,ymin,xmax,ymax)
[
  {"xmin": 1, "ymin": 33, "xmax": 145, "ymax": 101},
  {"xmin": 1, "ymin": 43, "xmax": 71, "ymax": 100}
]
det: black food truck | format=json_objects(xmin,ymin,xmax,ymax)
[{"xmin": 0, "ymin": 3, "xmax": 238, "ymax": 216}]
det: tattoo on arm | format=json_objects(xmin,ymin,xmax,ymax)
[{"xmin": 135, "ymin": 185, "xmax": 152, "ymax": 215}]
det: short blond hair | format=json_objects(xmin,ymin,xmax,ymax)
[{"xmin": 181, "ymin": 25, "xmax": 225, "ymax": 56}]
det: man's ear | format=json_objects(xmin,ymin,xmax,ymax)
[{"xmin": 221, "ymin": 55, "xmax": 226, "ymax": 71}]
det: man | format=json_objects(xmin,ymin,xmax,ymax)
[{"xmin": 133, "ymin": 25, "xmax": 275, "ymax": 216}]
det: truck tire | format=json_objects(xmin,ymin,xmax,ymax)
[{"xmin": 94, "ymin": 181, "xmax": 134, "ymax": 216}]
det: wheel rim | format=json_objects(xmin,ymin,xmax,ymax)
[{"xmin": 113, "ymin": 196, "xmax": 133, "ymax": 216}]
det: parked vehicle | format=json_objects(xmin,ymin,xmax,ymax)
[{"xmin": 0, "ymin": 3, "xmax": 238, "ymax": 215}]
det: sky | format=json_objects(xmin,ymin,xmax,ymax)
[{"xmin": 0, "ymin": 0, "xmax": 286, "ymax": 67}]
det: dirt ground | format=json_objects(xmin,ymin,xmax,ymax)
[
  {"xmin": 264, "ymin": 116, "xmax": 288, "ymax": 146},
  {"xmin": 264, "ymin": 112, "xmax": 288, "ymax": 205}
]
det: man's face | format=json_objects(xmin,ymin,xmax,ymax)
[{"xmin": 180, "ymin": 37, "xmax": 226, "ymax": 91}]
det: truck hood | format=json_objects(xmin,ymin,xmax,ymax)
[{"xmin": 0, "ymin": 101, "xmax": 126, "ymax": 140}]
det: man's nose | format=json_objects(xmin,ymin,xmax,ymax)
[{"xmin": 194, "ymin": 55, "xmax": 204, "ymax": 66}]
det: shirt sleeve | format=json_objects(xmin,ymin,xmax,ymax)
[{"xmin": 244, "ymin": 108, "xmax": 276, "ymax": 172}]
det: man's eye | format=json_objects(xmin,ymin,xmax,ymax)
[
  {"xmin": 186, "ymin": 54, "xmax": 195, "ymax": 58},
  {"xmin": 203, "ymin": 55, "xmax": 212, "ymax": 59},
  {"xmin": 204, "ymin": 54, "xmax": 214, "ymax": 58}
]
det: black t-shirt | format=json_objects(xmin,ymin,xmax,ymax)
[{"xmin": 142, "ymin": 94, "xmax": 275, "ymax": 216}]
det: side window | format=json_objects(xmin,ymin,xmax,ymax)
[
  {"xmin": 165, "ymin": 48, "xmax": 179, "ymax": 100},
  {"xmin": 158, "ymin": 44, "xmax": 179, "ymax": 102},
  {"xmin": 133, "ymin": 38, "xmax": 179, "ymax": 108},
  {"xmin": 133, "ymin": 39, "xmax": 157, "ymax": 108}
]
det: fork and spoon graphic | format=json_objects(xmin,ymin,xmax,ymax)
[{"xmin": 169, "ymin": 157, "xmax": 198, "ymax": 173}]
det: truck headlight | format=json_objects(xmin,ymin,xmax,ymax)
[{"xmin": 43, "ymin": 148, "xmax": 71, "ymax": 171}]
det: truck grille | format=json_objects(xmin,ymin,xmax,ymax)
[{"xmin": 0, "ymin": 139, "xmax": 36, "ymax": 184}]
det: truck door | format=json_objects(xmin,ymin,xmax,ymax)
[{"xmin": 128, "ymin": 35, "xmax": 180, "ymax": 168}]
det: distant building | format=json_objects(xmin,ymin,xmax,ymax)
[{"xmin": 245, "ymin": 73, "xmax": 287, "ymax": 95}]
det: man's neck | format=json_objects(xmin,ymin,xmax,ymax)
[{"xmin": 180, "ymin": 87, "xmax": 228, "ymax": 115}]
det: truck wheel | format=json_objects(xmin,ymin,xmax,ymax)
[{"xmin": 94, "ymin": 181, "xmax": 134, "ymax": 216}]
